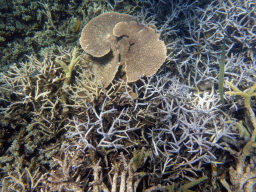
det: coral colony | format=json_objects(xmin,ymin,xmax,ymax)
[{"xmin": 0, "ymin": 0, "xmax": 256, "ymax": 191}]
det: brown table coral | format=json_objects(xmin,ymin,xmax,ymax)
[{"xmin": 80, "ymin": 12, "xmax": 167, "ymax": 87}]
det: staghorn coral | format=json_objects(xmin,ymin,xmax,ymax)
[
  {"xmin": 161, "ymin": 0, "xmax": 256, "ymax": 93},
  {"xmin": 226, "ymin": 81, "xmax": 256, "ymax": 155},
  {"xmin": 55, "ymin": 47, "xmax": 81, "ymax": 85},
  {"xmin": 1, "ymin": 0, "xmax": 256, "ymax": 191},
  {"xmin": 43, "ymin": 151, "xmax": 85, "ymax": 192},
  {"xmin": 228, "ymin": 154, "xmax": 256, "ymax": 192},
  {"xmin": 3, "ymin": 166, "xmax": 46, "ymax": 191},
  {"xmin": 208, "ymin": 79, "xmax": 256, "ymax": 192},
  {"xmin": 63, "ymin": 64, "xmax": 236, "ymax": 190},
  {"xmin": 43, "ymin": 147, "xmax": 208, "ymax": 192},
  {"xmin": 219, "ymin": 146, "xmax": 256, "ymax": 192},
  {"xmin": 0, "ymin": 48, "xmax": 242, "ymax": 191},
  {"xmin": 43, "ymin": 148, "xmax": 147, "ymax": 192},
  {"xmin": 0, "ymin": 47, "xmax": 84, "ymax": 191}
]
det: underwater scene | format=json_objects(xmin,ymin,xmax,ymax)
[{"xmin": 0, "ymin": 0, "xmax": 256, "ymax": 191}]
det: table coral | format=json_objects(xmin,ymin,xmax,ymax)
[
  {"xmin": 113, "ymin": 21, "xmax": 167, "ymax": 82},
  {"xmin": 79, "ymin": 12, "xmax": 167, "ymax": 87}
]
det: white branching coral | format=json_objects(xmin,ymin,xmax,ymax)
[
  {"xmin": 0, "ymin": 47, "xmax": 81, "ymax": 191},
  {"xmin": 65, "ymin": 70, "xmax": 236, "ymax": 179},
  {"xmin": 1, "ymin": 0, "xmax": 256, "ymax": 191}
]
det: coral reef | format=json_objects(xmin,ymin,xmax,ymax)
[
  {"xmin": 0, "ymin": 47, "xmax": 237, "ymax": 190},
  {"xmin": 0, "ymin": 0, "xmax": 256, "ymax": 191},
  {"xmin": 0, "ymin": 47, "xmax": 80, "ymax": 190},
  {"xmin": 0, "ymin": 0, "xmax": 142, "ymax": 71}
]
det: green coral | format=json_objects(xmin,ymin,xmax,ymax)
[
  {"xmin": 218, "ymin": 38, "xmax": 226, "ymax": 104},
  {"xmin": 226, "ymin": 81, "xmax": 256, "ymax": 156},
  {"xmin": 131, "ymin": 147, "xmax": 151, "ymax": 171},
  {"xmin": 55, "ymin": 47, "xmax": 80, "ymax": 85}
]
